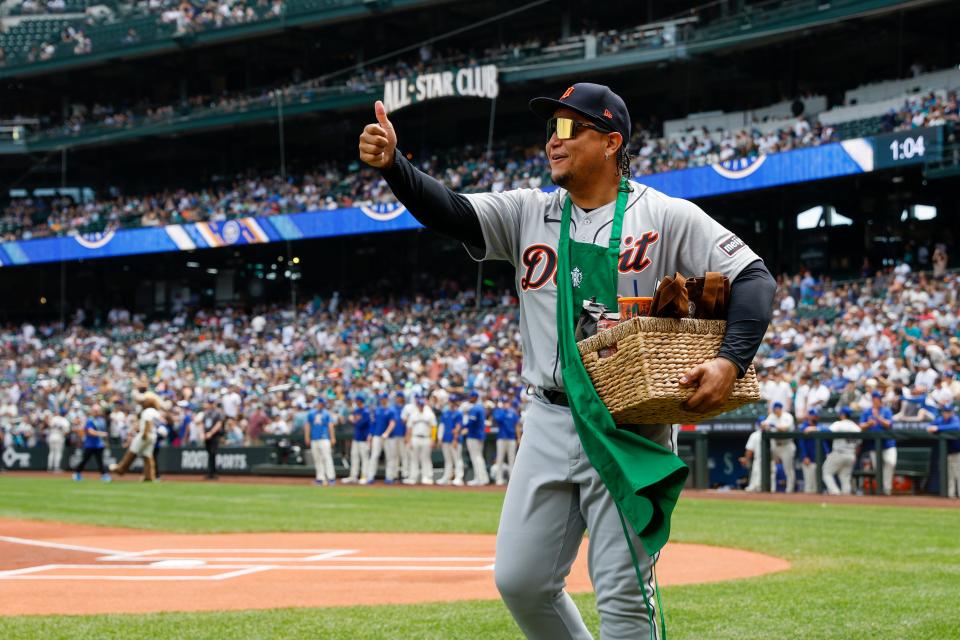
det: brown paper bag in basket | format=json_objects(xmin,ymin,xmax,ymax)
[{"xmin": 651, "ymin": 272, "xmax": 730, "ymax": 320}]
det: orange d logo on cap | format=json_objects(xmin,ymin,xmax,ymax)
[
  {"xmin": 603, "ymin": 108, "xmax": 613, "ymax": 119},
  {"xmin": 560, "ymin": 86, "xmax": 575, "ymax": 100}
]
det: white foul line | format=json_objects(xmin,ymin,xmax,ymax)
[
  {"xmin": 0, "ymin": 535, "xmax": 125, "ymax": 556},
  {"xmin": 0, "ymin": 542, "xmax": 497, "ymax": 581}
]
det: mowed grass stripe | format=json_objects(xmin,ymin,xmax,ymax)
[
  {"xmin": 0, "ymin": 476, "xmax": 504, "ymax": 533},
  {"xmin": 1, "ymin": 476, "xmax": 958, "ymax": 639}
]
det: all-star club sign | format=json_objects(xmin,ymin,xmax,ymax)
[{"xmin": 382, "ymin": 65, "xmax": 499, "ymax": 112}]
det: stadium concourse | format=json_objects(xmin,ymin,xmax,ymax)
[
  {"xmin": 1, "ymin": 262, "xmax": 957, "ymax": 492},
  {"xmin": 3, "ymin": 85, "xmax": 957, "ymax": 242}
]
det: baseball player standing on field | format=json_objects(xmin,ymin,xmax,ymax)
[
  {"xmin": 761, "ymin": 401, "xmax": 796, "ymax": 492},
  {"xmin": 464, "ymin": 390, "xmax": 490, "ymax": 486},
  {"xmin": 343, "ymin": 395, "xmax": 371, "ymax": 483},
  {"xmin": 437, "ymin": 397, "xmax": 465, "ymax": 485},
  {"xmin": 359, "ymin": 82, "xmax": 775, "ymax": 639},
  {"xmin": 390, "ymin": 391, "xmax": 409, "ymax": 482},
  {"xmin": 366, "ymin": 393, "xmax": 391, "ymax": 484},
  {"xmin": 305, "ymin": 397, "xmax": 337, "ymax": 486},
  {"xmin": 926, "ymin": 405, "xmax": 959, "ymax": 498},
  {"xmin": 45, "ymin": 410, "xmax": 69, "ymax": 473},
  {"xmin": 859, "ymin": 390, "xmax": 897, "ymax": 495},
  {"xmin": 806, "ymin": 406, "xmax": 862, "ymax": 495},
  {"xmin": 404, "ymin": 394, "xmax": 437, "ymax": 485},
  {"xmin": 493, "ymin": 398, "xmax": 521, "ymax": 486},
  {"xmin": 798, "ymin": 407, "xmax": 827, "ymax": 494}
]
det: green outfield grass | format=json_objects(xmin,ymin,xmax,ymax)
[{"xmin": 1, "ymin": 475, "xmax": 958, "ymax": 639}]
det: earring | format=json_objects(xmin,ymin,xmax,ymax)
[{"xmin": 604, "ymin": 153, "xmax": 609, "ymax": 160}]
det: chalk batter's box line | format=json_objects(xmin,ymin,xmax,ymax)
[
  {"xmin": 97, "ymin": 549, "xmax": 358, "ymax": 562},
  {"xmin": 0, "ymin": 562, "xmax": 496, "ymax": 581},
  {"xmin": 0, "ymin": 564, "xmax": 271, "ymax": 581},
  {"xmin": 98, "ymin": 548, "xmax": 495, "ymax": 563}
]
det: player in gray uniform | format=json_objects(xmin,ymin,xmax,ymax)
[{"xmin": 359, "ymin": 83, "xmax": 776, "ymax": 640}]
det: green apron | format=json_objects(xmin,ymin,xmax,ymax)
[{"xmin": 556, "ymin": 178, "xmax": 689, "ymax": 636}]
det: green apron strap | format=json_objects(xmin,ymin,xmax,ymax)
[
  {"xmin": 557, "ymin": 176, "xmax": 687, "ymax": 638},
  {"xmin": 615, "ymin": 503, "xmax": 660, "ymax": 640}
]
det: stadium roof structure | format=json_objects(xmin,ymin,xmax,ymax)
[
  {"xmin": 0, "ymin": 0, "xmax": 465, "ymax": 80},
  {"xmin": 0, "ymin": 0, "xmax": 948, "ymax": 154}
]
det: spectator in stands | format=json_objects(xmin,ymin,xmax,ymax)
[
  {"xmin": 246, "ymin": 402, "xmax": 269, "ymax": 444},
  {"xmin": 122, "ymin": 28, "xmax": 140, "ymax": 45},
  {"xmin": 806, "ymin": 373, "xmax": 832, "ymax": 414},
  {"xmin": 893, "ymin": 385, "xmax": 935, "ymax": 422}
]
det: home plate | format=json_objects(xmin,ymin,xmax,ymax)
[{"xmin": 150, "ymin": 560, "xmax": 207, "ymax": 568}]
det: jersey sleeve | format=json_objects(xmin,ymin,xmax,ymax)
[
  {"xmin": 665, "ymin": 197, "xmax": 761, "ymax": 279},
  {"xmin": 461, "ymin": 189, "xmax": 536, "ymax": 265}
]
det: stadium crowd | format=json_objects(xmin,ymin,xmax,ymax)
[
  {"xmin": 745, "ymin": 260, "xmax": 960, "ymax": 496},
  {"xmin": 1, "ymin": 259, "xmax": 958, "ymax": 490},
  {"xmin": 0, "ymin": 282, "xmax": 527, "ymax": 483},
  {"xmin": 2, "ymin": 0, "xmax": 284, "ymax": 65},
  {"xmin": 3, "ymin": 75, "xmax": 956, "ymax": 242}
]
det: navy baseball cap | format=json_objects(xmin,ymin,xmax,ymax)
[
  {"xmin": 469, "ymin": 390, "xmax": 479, "ymax": 399},
  {"xmin": 944, "ymin": 405, "xmax": 956, "ymax": 412},
  {"xmin": 530, "ymin": 82, "xmax": 631, "ymax": 142},
  {"xmin": 871, "ymin": 390, "xmax": 883, "ymax": 399},
  {"xmin": 773, "ymin": 401, "xmax": 783, "ymax": 409},
  {"xmin": 807, "ymin": 407, "xmax": 819, "ymax": 416},
  {"xmin": 839, "ymin": 406, "xmax": 853, "ymax": 417},
  {"xmin": 316, "ymin": 397, "xmax": 327, "ymax": 405}
]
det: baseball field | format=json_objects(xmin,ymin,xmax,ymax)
[{"xmin": 0, "ymin": 475, "xmax": 957, "ymax": 639}]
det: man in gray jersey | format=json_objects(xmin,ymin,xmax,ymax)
[{"xmin": 359, "ymin": 82, "xmax": 776, "ymax": 640}]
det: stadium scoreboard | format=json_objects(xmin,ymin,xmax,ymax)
[{"xmin": 872, "ymin": 126, "xmax": 943, "ymax": 170}]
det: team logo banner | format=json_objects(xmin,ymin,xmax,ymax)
[{"xmin": 382, "ymin": 65, "xmax": 499, "ymax": 113}]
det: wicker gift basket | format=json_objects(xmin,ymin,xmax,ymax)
[{"xmin": 576, "ymin": 273, "xmax": 760, "ymax": 424}]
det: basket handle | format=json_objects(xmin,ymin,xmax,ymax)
[
  {"xmin": 698, "ymin": 271, "xmax": 724, "ymax": 318},
  {"xmin": 651, "ymin": 273, "xmax": 689, "ymax": 319}
]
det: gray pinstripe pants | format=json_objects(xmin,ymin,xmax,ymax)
[{"xmin": 494, "ymin": 398, "xmax": 670, "ymax": 640}]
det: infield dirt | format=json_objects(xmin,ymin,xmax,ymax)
[{"xmin": 0, "ymin": 517, "xmax": 790, "ymax": 616}]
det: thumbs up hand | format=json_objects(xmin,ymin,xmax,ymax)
[{"xmin": 358, "ymin": 100, "xmax": 397, "ymax": 170}]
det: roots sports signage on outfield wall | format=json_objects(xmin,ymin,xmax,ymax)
[
  {"xmin": 382, "ymin": 65, "xmax": 499, "ymax": 112},
  {"xmin": 3, "ymin": 446, "xmax": 271, "ymax": 474}
]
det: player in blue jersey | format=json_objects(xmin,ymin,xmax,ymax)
[
  {"xmin": 392, "ymin": 391, "xmax": 411, "ymax": 482},
  {"xmin": 927, "ymin": 405, "xmax": 960, "ymax": 498},
  {"xmin": 73, "ymin": 404, "xmax": 111, "ymax": 482},
  {"xmin": 859, "ymin": 390, "xmax": 896, "ymax": 495},
  {"xmin": 437, "ymin": 398, "xmax": 465, "ymax": 485},
  {"xmin": 366, "ymin": 394, "xmax": 392, "ymax": 484},
  {"xmin": 305, "ymin": 397, "xmax": 337, "ymax": 486},
  {"xmin": 464, "ymin": 391, "xmax": 490, "ymax": 486},
  {"xmin": 493, "ymin": 399, "xmax": 521, "ymax": 485},
  {"xmin": 797, "ymin": 407, "xmax": 829, "ymax": 493},
  {"xmin": 344, "ymin": 395, "xmax": 372, "ymax": 483}
]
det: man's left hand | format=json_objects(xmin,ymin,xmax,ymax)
[{"xmin": 679, "ymin": 357, "xmax": 738, "ymax": 414}]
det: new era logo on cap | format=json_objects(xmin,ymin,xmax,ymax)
[
  {"xmin": 560, "ymin": 86, "xmax": 574, "ymax": 100},
  {"xmin": 603, "ymin": 109, "xmax": 613, "ymax": 119}
]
